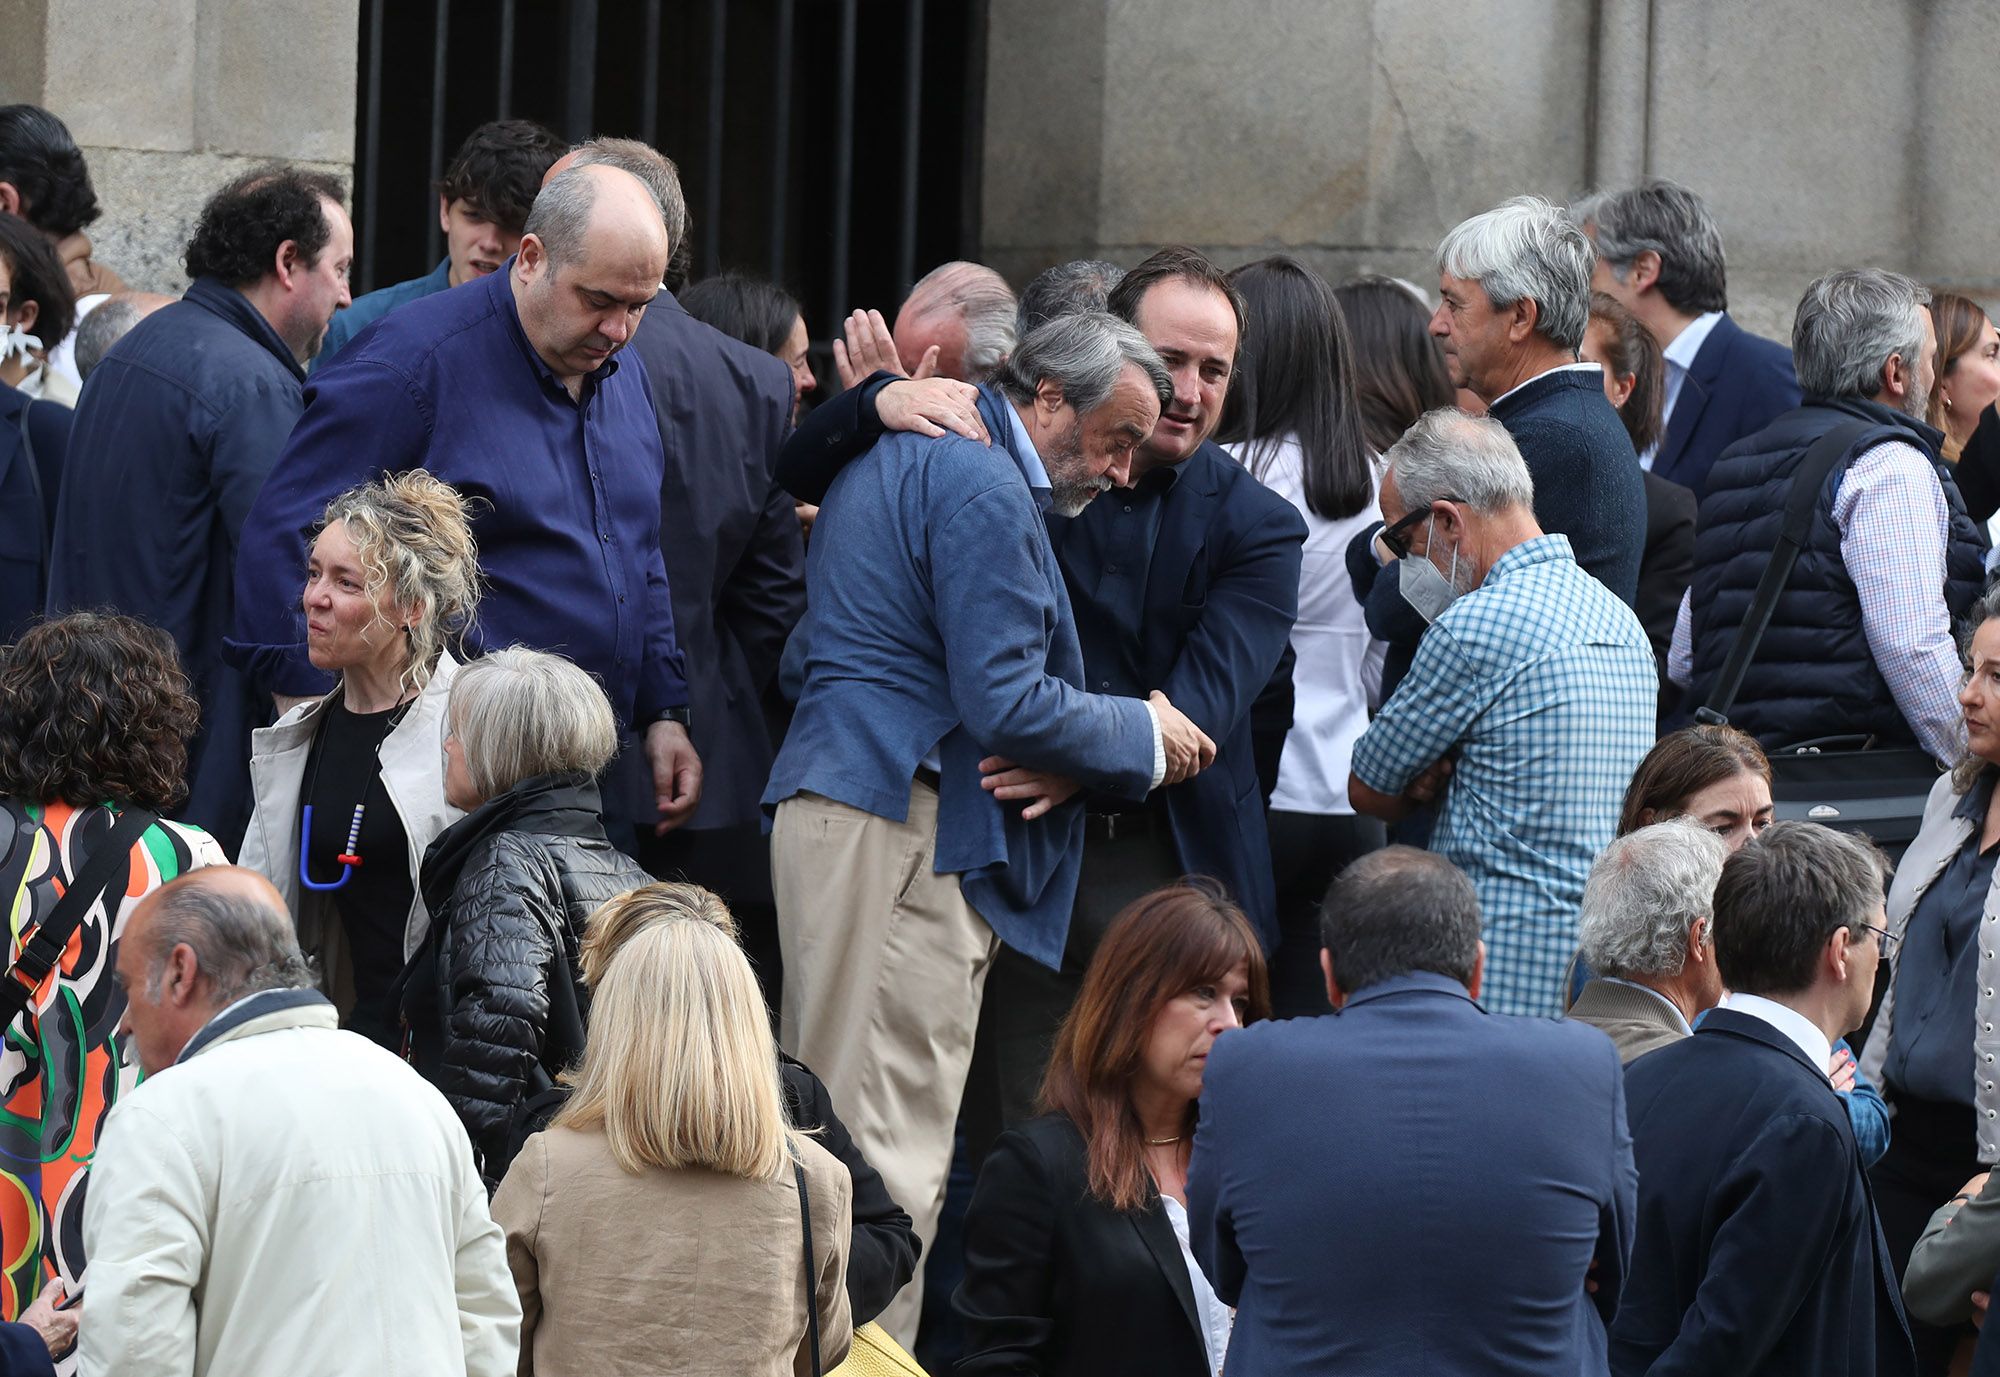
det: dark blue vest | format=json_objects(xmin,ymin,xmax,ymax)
[{"xmin": 1688, "ymin": 398, "xmax": 1986, "ymax": 747}]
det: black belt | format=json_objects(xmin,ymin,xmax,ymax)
[
  {"xmin": 914, "ymin": 766, "xmax": 942, "ymax": 793},
  {"xmin": 1083, "ymin": 810, "xmax": 1170, "ymax": 842}
]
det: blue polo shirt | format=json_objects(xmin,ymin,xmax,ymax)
[{"xmin": 230, "ymin": 258, "xmax": 688, "ymax": 726}]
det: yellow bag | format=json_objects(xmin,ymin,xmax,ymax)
[{"xmin": 829, "ymin": 1322, "xmax": 929, "ymax": 1376}]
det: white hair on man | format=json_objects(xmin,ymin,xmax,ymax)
[
  {"xmin": 1436, "ymin": 195, "xmax": 1595, "ymax": 352},
  {"xmin": 1383, "ymin": 407, "xmax": 1536, "ymax": 514},
  {"xmin": 1578, "ymin": 820, "xmax": 1728, "ymax": 980},
  {"xmin": 895, "ymin": 260, "xmax": 1018, "ymax": 380}
]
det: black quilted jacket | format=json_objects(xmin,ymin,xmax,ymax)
[{"xmin": 400, "ymin": 770, "xmax": 649, "ymax": 1178}]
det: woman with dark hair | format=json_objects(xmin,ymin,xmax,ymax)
[
  {"xmin": 1583, "ymin": 291, "xmax": 1694, "ymax": 717},
  {"xmin": 1331, "ymin": 275, "xmax": 1454, "ymax": 454},
  {"xmin": 1215, "ymin": 255, "xmax": 1386, "ymax": 1016},
  {"xmin": 0, "ymin": 611, "xmax": 225, "ymax": 1324},
  {"xmin": 680, "ymin": 272, "xmax": 817, "ymax": 425},
  {"xmin": 955, "ymin": 883, "xmax": 1271, "ymax": 1377},
  {"xmin": 0, "ymin": 212, "xmax": 77, "ymax": 405}
]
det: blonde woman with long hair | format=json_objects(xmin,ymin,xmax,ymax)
[{"xmin": 492, "ymin": 883, "xmax": 853, "ymax": 1375}]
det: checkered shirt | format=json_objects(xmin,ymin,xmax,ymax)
[{"xmin": 1351, "ymin": 535, "xmax": 1658, "ymax": 1016}]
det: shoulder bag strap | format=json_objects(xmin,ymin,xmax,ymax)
[
  {"xmin": 0, "ymin": 807, "xmax": 158, "ymax": 1030},
  {"xmin": 1697, "ymin": 419, "xmax": 1876, "ymax": 723},
  {"xmin": 17, "ymin": 397, "xmax": 48, "ymax": 599},
  {"xmin": 794, "ymin": 1152, "xmax": 822, "ymax": 1377}
]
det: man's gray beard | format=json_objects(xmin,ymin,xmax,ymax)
[
  {"xmin": 1041, "ymin": 417, "xmax": 1111, "ymax": 517},
  {"xmin": 1049, "ymin": 477, "xmax": 1111, "ymax": 517},
  {"xmin": 1903, "ymin": 380, "xmax": 1931, "ymax": 424}
]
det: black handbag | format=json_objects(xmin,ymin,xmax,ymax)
[{"xmin": 1694, "ymin": 417, "xmax": 1943, "ymax": 860}]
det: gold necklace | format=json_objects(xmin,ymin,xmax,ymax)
[{"xmin": 1145, "ymin": 1134, "xmax": 1184, "ymax": 1146}]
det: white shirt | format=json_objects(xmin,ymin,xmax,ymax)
[
  {"xmin": 1222, "ymin": 435, "xmax": 1387, "ymax": 813},
  {"xmin": 1601, "ymin": 976, "xmax": 1693, "ymax": 1035},
  {"xmin": 1725, "ymin": 991, "xmax": 1834, "ymax": 1081},
  {"xmin": 1489, "ymin": 359, "xmax": 1603, "ymax": 410},
  {"xmin": 1161, "ymin": 1193, "xmax": 1233, "ymax": 1376},
  {"xmin": 1640, "ymin": 311, "xmax": 1725, "ymax": 471}
]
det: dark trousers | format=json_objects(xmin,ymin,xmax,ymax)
[
  {"xmin": 1872, "ymin": 1093, "xmax": 1982, "ymax": 1376},
  {"xmin": 960, "ymin": 822, "xmax": 1181, "ymax": 1168},
  {"xmin": 638, "ymin": 822, "xmax": 784, "ymax": 1016},
  {"xmin": 1266, "ymin": 809, "xmax": 1386, "ymax": 1018}
]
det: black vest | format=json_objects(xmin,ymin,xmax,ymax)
[{"xmin": 1688, "ymin": 398, "xmax": 1986, "ymax": 747}]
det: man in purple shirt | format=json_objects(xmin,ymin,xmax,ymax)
[{"xmin": 231, "ymin": 162, "xmax": 701, "ymax": 842}]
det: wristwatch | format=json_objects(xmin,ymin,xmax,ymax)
[{"xmin": 658, "ymin": 706, "xmax": 692, "ymax": 730}]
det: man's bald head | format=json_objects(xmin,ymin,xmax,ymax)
[
  {"xmin": 894, "ymin": 260, "xmax": 1018, "ymax": 381},
  {"xmin": 513, "ymin": 163, "xmax": 669, "ymax": 390},
  {"xmin": 522, "ymin": 163, "xmax": 668, "ymax": 275}
]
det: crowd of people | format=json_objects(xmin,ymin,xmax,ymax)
[{"xmin": 4, "ymin": 90, "xmax": 2000, "ymax": 1377}]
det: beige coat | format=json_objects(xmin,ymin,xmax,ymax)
[{"xmin": 493, "ymin": 1125, "xmax": 853, "ymax": 1377}]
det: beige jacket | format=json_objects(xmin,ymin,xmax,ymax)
[
  {"xmin": 494, "ymin": 1125, "xmax": 853, "ymax": 1377},
  {"xmin": 1566, "ymin": 977, "xmax": 1690, "ymax": 1065}
]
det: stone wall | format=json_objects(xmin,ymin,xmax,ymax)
[
  {"xmin": 0, "ymin": 0, "xmax": 356, "ymax": 294},
  {"xmin": 983, "ymin": 0, "xmax": 2000, "ymax": 341}
]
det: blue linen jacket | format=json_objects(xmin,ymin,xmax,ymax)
[{"xmin": 763, "ymin": 385, "xmax": 1156, "ymax": 966}]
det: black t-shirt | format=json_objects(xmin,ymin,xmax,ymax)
[{"xmin": 303, "ymin": 699, "xmax": 414, "ymax": 1048}]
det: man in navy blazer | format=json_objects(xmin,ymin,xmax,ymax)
[
  {"xmin": 764, "ymin": 311, "xmax": 1216, "ymax": 1340},
  {"xmin": 1575, "ymin": 178, "xmax": 1801, "ymax": 498},
  {"xmin": 1610, "ymin": 821, "xmax": 1914, "ymax": 1377},
  {"xmin": 1188, "ymin": 845, "xmax": 1636, "ymax": 1375}
]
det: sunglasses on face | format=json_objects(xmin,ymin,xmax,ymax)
[{"xmin": 1380, "ymin": 497, "xmax": 1466, "ymax": 560}]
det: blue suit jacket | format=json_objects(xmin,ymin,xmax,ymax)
[
  {"xmin": 1651, "ymin": 313, "xmax": 1802, "ymax": 498},
  {"xmin": 0, "ymin": 1320, "xmax": 54, "ymax": 1377},
  {"xmin": 763, "ymin": 386, "xmax": 1156, "ymax": 965},
  {"xmin": 1188, "ymin": 972, "xmax": 1636, "ymax": 1376},
  {"xmin": 631, "ymin": 293, "xmax": 804, "ymax": 831},
  {"xmin": 1611, "ymin": 1008, "xmax": 1914, "ymax": 1377},
  {"xmin": 1046, "ymin": 441, "xmax": 1303, "ymax": 945}
]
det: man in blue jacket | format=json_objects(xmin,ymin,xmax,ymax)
[
  {"xmin": 48, "ymin": 166, "xmax": 352, "ymax": 851},
  {"xmin": 1188, "ymin": 846, "xmax": 1636, "ymax": 1375},
  {"xmin": 1611, "ymin": 821, "xmax": 1914, "ymax": 1377},
  {"xmin": 1575, "ymin": 178, "xmax": 1802, "ymax": 498},
  {"xmin": 765, "ymin": 311, "xmax": 1215, "ymax": 1342}
]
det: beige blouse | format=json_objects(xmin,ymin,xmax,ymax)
[{"xmin": 493, "ymin": 1125, "xmax": 853, "ymax": 1377}]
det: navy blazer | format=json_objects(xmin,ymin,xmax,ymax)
[
  {"xmin": 764, "ymin": 385, "xmax": 1156, "ymax": 966},
  {"xmin": 49, "ymin": 278, "xmax": 308, "ymax": 850},
  {"xmin": 1651, "ymin": 313, "xmax": 1802, "ymax": 498},
  {"xmin": 1188, "ymin": 972, "xmax": 1637, "ymax": 1376},
  {"xmin": 1610, "ymin": 1008, "xmax": 1914, "ymax": 1377},
  {"xmin": 0, "ymin": 1319, "xmax": 55, "ymax": 1377},
  {"xmin": 775, "ymin": 382, "xmax": 1305, "ymax": 945},
  {"xmin": 0, "ymin": 381, "xmax": 68, "ymax": 644},
  {"xmin": 630, "ymin": 294, "xmax": 804, "ymax": 831}
]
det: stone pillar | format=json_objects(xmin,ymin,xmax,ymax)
[{"xmin": 0, "ymin": 0, "xmax": 357, "ymax": 293}]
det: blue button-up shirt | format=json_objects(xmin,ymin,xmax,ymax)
[
  {"xmin": 1350, "ymin": 535, "xmax": 1657, "ymax": 1016},
  {"xmin": 231, "ymin": 259, "xmax": 687, "ymax": 725},
  {"xmin": 310, "ymin": 256, "xmax": 454, "ymax": 373}
]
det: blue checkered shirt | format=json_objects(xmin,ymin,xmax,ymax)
[{"xmin": 1350, "ymin": 535, "xmax": 1658, "ymax": 1016}]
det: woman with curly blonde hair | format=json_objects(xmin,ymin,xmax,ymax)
[{"xmin": 239, "ymin": 469, "xmax": 480, "ymax": 1047}]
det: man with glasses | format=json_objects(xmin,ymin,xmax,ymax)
[
  {"xmin": 1348, "ymin": 409, "xmax": 1656, "ymax": 1016},
  {"xmin": 1611, "ymin": 821, "xmax": 1915, "ymax": 1377}
]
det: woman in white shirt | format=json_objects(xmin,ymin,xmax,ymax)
[{"xmin": 1216, "ymin": 255, "xmax": 1388, "ymax": 1017}]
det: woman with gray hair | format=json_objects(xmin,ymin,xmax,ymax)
[
  {"xmin": 398, "ymin": 646, "xmax": 649, "ymax": 1184},
  {"xmin": 240, "ymin": 469, "xmax": 480, "ymax": 1049}
]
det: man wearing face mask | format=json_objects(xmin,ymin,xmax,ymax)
[{"xmin": 1348, "ymin": 409, "xmax": 1656, "ymax": 1017}]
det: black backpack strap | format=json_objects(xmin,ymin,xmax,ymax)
[
  {"xmin": 1697, "ymin": 419, "xmax": 1877, "ymax": 723},
  {"xmin": 794, "ymin": 1151, "xmax": 822, "ymax": 1377},
  {"xmin": 0, "ymin": 807, "xmax": 158, "ymax": 1031}
]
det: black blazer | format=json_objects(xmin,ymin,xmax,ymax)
[
  {"xmin": 630, "ymin": 294, "xmax": 806, "ymax": 831},
  {"xmin": 1611, "ymin": 1008, "xmax": 1915, "ymax": 1377},
  {"xmin": 955, "ymin": 1113, "xmax": 1213, "ymax": 1377}
]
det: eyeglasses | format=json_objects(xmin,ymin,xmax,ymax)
[
  {"xmin": 1380, "ymin": 497, "xmax": 1466, "ymax": 560},
  {"xmin": 1863, "ymin": 922, "xmax": 1901, "ymax": 959}
]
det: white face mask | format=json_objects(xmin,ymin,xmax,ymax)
[
  {"xmin": 0, "ymin": 320, "xmax": 42, "ymax": 365},
  {"xmin": 1396, "ymin": 517, "xmax": 1463, "ymax": 624}
]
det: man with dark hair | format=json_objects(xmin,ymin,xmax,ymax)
[
  {"xmin": 317, "ymin": 118, "xmax": 563, "ymax": 369},
  {"xmin": 80, "ymin": 867, "xmax": 518, "ymax": 1375},
  {"xmin": 1611, "ymin": 821, "xmax": 1913, "ymax": 1377},
  {"xmin": 1186, "ymin": 845, "xmax": 1636, "ymax": 1374},
  {"xmin": 0, "ymin": 103, "xmax": 118, "ymax": 297},
  {"xmin": 47, "ymin": 165, "xmax": 352, "ymax": 850},
  {"xmin": 233, "ymin": 162, "xmax": 702, "ymax": 851},
  {"xmin": 1017, "ymin": 259, "xmax": 1125, "ymax": 338},
  {"xmin": 1574, "ymin": 178, "xmax": 1801, "ymax": 495}
]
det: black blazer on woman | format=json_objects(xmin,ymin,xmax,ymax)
[{"xmin": 955, "ymin": 1112, "xmax": 1214, "ymax": 1377}]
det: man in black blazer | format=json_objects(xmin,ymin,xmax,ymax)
[
  {"xmin": 1188, "ymin": 846, "xmax": 1636, "ymax": 1375},
  {"xmin": 1611, "ymin": 821, "xmax": 1914, "ymax": 1377},
  {"xmin": 1575, "ymin": 178, "xmax": 1802, "ymax": 498}
]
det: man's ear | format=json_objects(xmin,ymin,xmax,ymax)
[
  {"xmin": 1321, "ymin": 947, "xmax": 1345, "ymax": 1011},
  {"xmin": 273, "ymin": 238, "xmax": 302, "ymax": 291},
  {"xmin": 0, "ymin": 182, "xmax": 20, "ymax": 218},
  {"xmin": 1628, "ymin": 249, "xmax": 1663, "ymax": 295},
  {"xmin": 1466, "ymin": 939, "xmax": 1486, "ymax": 1001},
  {"xmin": 163, "ymin": 942, "xmax": 203, "ymax": 1008},
  {"xmin": 439, "ymin": 193, "xmax": 453, "ymax": 237},
  {"xmin": 1034, "ymin": 376, "xmax": 1066, "ymax": 417},
  {"xmin": 1506, "ymin": 295, "xmax": 1540, "ymax": 345}
]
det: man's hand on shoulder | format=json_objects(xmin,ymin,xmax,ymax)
[
  {"xmin": 878, "ymin": 377, "xmax": 990, "ymax": 445},
  {"xmin": 1151, "ymin": 691, "xmax": 1216, "ymax": 785}
]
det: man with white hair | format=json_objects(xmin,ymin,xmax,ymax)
[
  {"xmin": 1673, "ymin": 269, "xmax": 1987, "ymax": 762},
  {"xmin": 1349, "ymin": 409, "xmax": 1656, "ymax": 1016},
  {"xmin": 1569, "ymin": 821, "xmax": 1729, "ymax": 1062}
]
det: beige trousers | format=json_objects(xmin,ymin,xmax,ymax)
[{"xmin": 772, "ymin": 782, "xmax": 999, "ymax": 1347}]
